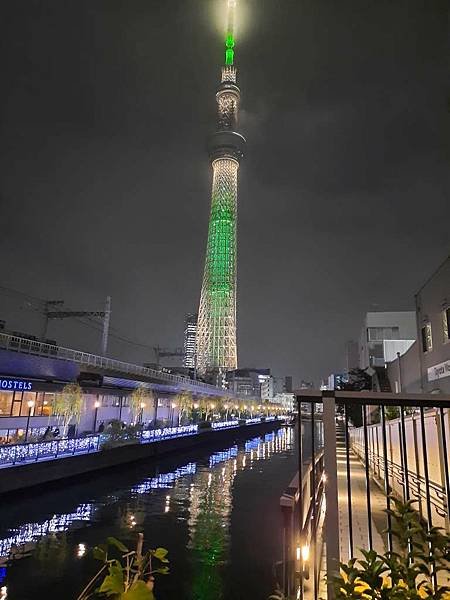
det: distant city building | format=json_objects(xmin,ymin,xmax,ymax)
[
  {"xmin": 284, "ymin": 376, "xmax": 293, "ymax": 393},
  {"xmin": 183, "ymin": 313, "xmax": 198, "ymax": 369},
  {"xmin": 345, "ymin": 340, "xmax": 359, "ymax": 372},
  {"xmin": 387, "ymin": 255, "xmax": 450, "ymax": 394},
  {"xmin": 260, "ymin": 376, "xmax": 273, "ymax": 400},
  {"xmin": 260, "ymin": 374, "xmax": 293, "ymax": 400},
  {"xmin": 327, "ymin": 373, "xmax": 348, "ymax": 391},
  {"xmin": 359, "ymin": 311, "xmax": 416, "ymax": 369},
  {"xmin": 226, "ymin": 368, "xmax": 270, "ymax": 398},
  {"xmin": 299, "ymin": 380, "xmax": 314, "ymax": 389}
]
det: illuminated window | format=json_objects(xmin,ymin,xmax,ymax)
[
  {"xmin": 443, "ymin": 308, "xmax": 450, "ymax": 343},
  {"xmin": 421, "ymin": 323, "xmax": 433, "ymax": 353},
  {"xmin": 22, "ymin": 392, "xmax": 36, "ymax": 415},
  {"xmin": 0, "ymin": 392, "xmax": 13, "ymax": 416}
]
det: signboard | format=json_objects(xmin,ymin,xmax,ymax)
[
  {"xmin": 427, "ymin": 359, "xmax": 450, "ymax": 382},
  {"xmin": 0, "ymin": 378, "xmax": 33, "ymax": 390}
]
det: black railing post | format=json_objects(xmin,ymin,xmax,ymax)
[
  {"xmin": 323, "ymin": 391, "xmax": 340, "ymax": 600},
  {"xmin": 310, "ymin": 401, "xmax": 318, "ymax": 600},
  {"xmin": 399, "ymin": 406, "xmax": 410, "ymax": 500},
  {"xmin": 344, "ymin": 403, "xmax": 354, "ymax": 559},
  {"xmin": 297, "ymin": 397, "xmax": 304, "ymax": 600},
  {"xmin": 438, "ymin": 408, "xmax": 450, "ymax": 531},
  {"xmin": 362, "ymin": 404, "xmax": 373, "ymax": 549},
  {"xmin": 380, "ymin": 405, "xmax": 393, "ymax": 553},
  {"xmin": 419, "ymin": 406, "xmax": 437, "ymax": 589}
]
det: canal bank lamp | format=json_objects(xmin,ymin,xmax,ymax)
[{"xmin": 296, "ymin": 544, "xmax": 310, "ymax": 579}]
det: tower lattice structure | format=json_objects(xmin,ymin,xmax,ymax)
[{"xmin": 196, "ymin": 0, "xmax": 246, "ymax": 377}]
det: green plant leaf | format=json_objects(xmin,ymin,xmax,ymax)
[
  {"xmin": 121, "ymin": 580, "xmax": 154, "ymax": 600},
  {"xmin": 153, "ymin": 566, "xmax": 169, "ymax": 575},
  {"xmin": 93, "ymin": 545, "xmax": 107, "ymax": 561},
  {"xmin": 107, "ymin": 537, "xmax": 129, "ymax": 553},
  {"xmin": 153, "ymin": 547, "xmax": 169, "ymax": 563},
  {"xmin": 99, "ymin": 563, "xmax": 124, "ymax": 596}
]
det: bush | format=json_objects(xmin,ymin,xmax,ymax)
[
  {"xmin": 330, "ymin": 497, "xmax": 450, "ymax": 599},
  {"xmin": 100, "ymin": 420, "xmax": 143, "ymax": 450}
]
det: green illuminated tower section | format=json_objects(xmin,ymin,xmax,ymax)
[{"xmin": 196, "ymin": 0, "xmax": 246, "ymax": 376}]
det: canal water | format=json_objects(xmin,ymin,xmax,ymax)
[{"xmin": 0, "ymin": 426, "xmax": 311, "ymax": 599}]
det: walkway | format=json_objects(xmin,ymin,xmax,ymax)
[
  {"xmin": 316, "ymin": 427, "xmax": 386, "ymax": 599},
  {"xmin": 336, "ymin": 425, "xmax": 385, "ymax": 562}
]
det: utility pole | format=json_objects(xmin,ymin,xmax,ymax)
[
  {"xmin": 41, "ymin": 297, "xmax": 111, "ymax": 354},
  {"xmin": 101, "ymin": 296, "xmax": 111, "ymax": 356},
  {"xmin": 41, "ymin": 300, "xmax": 64, "ymax": 338}
]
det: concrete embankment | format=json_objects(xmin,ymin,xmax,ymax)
[{"xmin": 0, "ymin": 421, "xmax": 282, "ymax": 495}]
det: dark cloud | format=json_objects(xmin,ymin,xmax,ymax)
[{"xmin": 0, "ymin": 0, "xmax": 448, "ymax": 384}]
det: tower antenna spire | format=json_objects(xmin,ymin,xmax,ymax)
[{"xmin": 225, "ymin": 0, "xmax": 236, "ymax": 65}]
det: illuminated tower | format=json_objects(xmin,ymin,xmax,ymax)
[{"xmin": 196, "ymin": 0, "xmax": 246, "ymax": 377}]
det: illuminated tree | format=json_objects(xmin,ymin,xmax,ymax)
[
  {"xmin": 129, "ymin": 385, "xmax": 154, "ymax": 425},
  {"xmin": 176, "ymin": 391, "xmax": 194, "ymax": 425},
  {"xmin": 53, "ymin": 383, "xmax": 84, "ymax": 435}
]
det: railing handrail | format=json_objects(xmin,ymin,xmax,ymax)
[{"xmin": 296, "ymin": 389, "xmax": 450, "ymax": 408}]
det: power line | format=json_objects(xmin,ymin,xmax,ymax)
[{"xmin": 0, "ymin": 284, "xmax": 156, "ymax": 353}]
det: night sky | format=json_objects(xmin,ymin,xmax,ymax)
[{"xmin": 1, "ymin": 0, "xmax": 449, "ymax": 385}]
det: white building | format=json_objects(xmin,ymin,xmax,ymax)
[{"xmin": 359, "ymin": 311, "xmax": 416, "ymax": 369}]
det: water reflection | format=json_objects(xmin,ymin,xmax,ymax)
[{"xmin": 0, "ymin": 427, "xmax": 294, "ymax": 598}]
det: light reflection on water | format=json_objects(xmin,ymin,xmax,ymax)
[{"xmin": 0, "ymin": 427, "xmax": 295, "ymax": 599}]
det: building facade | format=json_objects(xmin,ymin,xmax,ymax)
[
  {"xmin": 183, "ymin": 313, "xmax": 198, "ymax": 369},
  {"xmin": 226, "ymin": 368, "xmax": 270, "ymax": 398},
  {"xmin": 196, "ymin": 0, "xmax": 246, "ymax": 376},
  {"xmin": 0, "ymin": 350, "xmax": 184, "ymax": 445},
  {"xmin": 359, "ymin": 311, "xmax": 416, "ymax": 369},
  {"xmin": 415, "ymin": 255, "xmax": 450, "ymax": 393}
]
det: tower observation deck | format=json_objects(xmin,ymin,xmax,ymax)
[{"xmin": 196, "ymin": 0, "xmax": 246, "ymax": 378}]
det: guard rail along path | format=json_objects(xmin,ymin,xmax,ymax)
[{"xmin": 280, "ymin": 390, "xmax": 450, "ymax": 600}]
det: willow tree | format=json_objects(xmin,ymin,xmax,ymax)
[
  {"xmin": 176, "ymin": 391, "xmax": 193, "ymax": 425},
  {"xmin": 129, "ymin": 385, "xmax": 154, "ymax": 425},
  {"xmin": 53, "ymin": 383, "xmax": 84, "ymax": 435}
]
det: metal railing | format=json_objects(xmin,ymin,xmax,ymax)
[
  {"xmin": 0, "ymin": 434, "xmax": 100, "ymax": 467},
  {"xmin": 280, "ymin": 448, "xmax": 325, "ymax": 597},
  {"xmin": 283, "ymin": 390, "xmax": 450, "ymax": 600},
  {"xmin": 0, "ymin": 418, "xmax": 282, "ymax": 469},
  {"xmin": 0, "ymin": 332, "xmax": 236, "ymax": 396}
]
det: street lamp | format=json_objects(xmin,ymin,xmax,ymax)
[
  {"xmin": 25, "ymin": 400, "xmax": 35, "ymax": 442},
  {"xmin": 140, "ymin": 402, "xmax": 146, "ymax": 424},
  {"xmin": 93, "ymin": 400, "xmax": 100, "ymax": 432}
]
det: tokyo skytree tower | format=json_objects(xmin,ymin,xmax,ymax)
[{"xmin": 195, "ymin": 0, "xmax": 246, "ymax": 376}]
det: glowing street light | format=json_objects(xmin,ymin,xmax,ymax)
[{"xmin": 25, "ymin": 400, "xmax": 35, "ymax": 442}]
